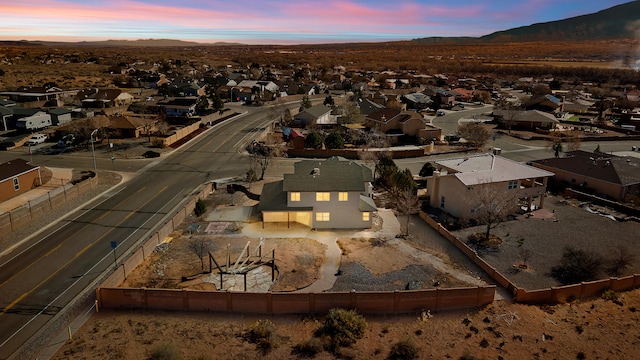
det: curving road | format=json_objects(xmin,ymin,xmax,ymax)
[{"xmin": 0, "ymin": 105, "xmax": 273, "ymax": 359}]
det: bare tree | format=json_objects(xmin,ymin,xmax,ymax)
[
  {"xmin": 456, "ymin": 122, "xmax": 490, "ymax": 148},
  {"xmin": 395, "ymin": 189, "xmax": 421, "ymax": 236},
  {"xmin": 249, "ymin": 135, "xmax": 287, "ymax": 180},
  {"xmin": 468, "ymin": 180, "xmax": 519, "ymax": 244},
  {"xmin": 268, "ymin": 98, "xmax": 293, "ymax": 127},
  {"xmin": 339, "ymin": 102, "xmax": 361, "ymax": 124},
  {"xmin": 188, "ymin": 237, "xmax": 211, "ymax": 272}
]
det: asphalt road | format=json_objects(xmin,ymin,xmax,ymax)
[{"xmin": 0, "ymin": 105, "xmax": 273, "ymax": 359}]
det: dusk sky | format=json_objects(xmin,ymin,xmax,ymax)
[{"xmin": 0, "ymin": 0, "xmax": 633, "ymax": 44}]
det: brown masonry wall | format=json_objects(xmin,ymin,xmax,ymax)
[
  {"xmin": 97, "ymin": 286, "xmax": 496, "ymax": 315},
  {"xmin": 418, "ymin": 211, "xmax": 640, "ymax": 304}
]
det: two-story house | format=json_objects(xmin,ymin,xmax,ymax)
[
  {"xmin": 366, "ymin": 108, "xmax": 442, "ymax": 144},
  {"xmin": 427, "ymin": 154, "xmax": 554, "ymax": 219},
  {"xmin": 258, "ymin": 156, "xmax": 377, "ymax": 229}
]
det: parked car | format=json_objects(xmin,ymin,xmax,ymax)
[
  {"xmin": 437, "ymin": 110, "xmax": 446, "ymax": 116},
  {"xmin": 25, "ymin": 133, "xmax": 47, "ymax": 146}
]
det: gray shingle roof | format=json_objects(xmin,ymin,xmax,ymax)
[{"xmin": 283, "ymin": 156, "xmax": 373, "ymax": 192}]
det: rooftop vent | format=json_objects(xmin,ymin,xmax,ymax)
[{"xmin": 311, "ymin": 168, "xmax": 320, "ymax": 176}]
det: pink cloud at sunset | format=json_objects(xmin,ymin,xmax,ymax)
[{"xmin": 0, "ymin": 0, "xmax": 632, "ymax": 44}]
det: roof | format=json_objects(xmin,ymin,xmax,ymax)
[
  {"xmin": 402, "ymin": 93, "xmax": 433, "ymax": 104},
  {"xmin": 367, "ymin": 108, "xmax": 402, "ymax": 123},
  {"xmin": 299, "ymin": 104, "xmax": 332, "ymax": 119},
  {"xmin": 48, "ymin": 107, "xmax": 71, "ymax": 115},
  {"xmin": 493, "ymin": 109, "xmax": 559, "ymax": 124},
  {"xmin": 283, "ymin": 156, "xmax": 373, "ymax": 192},
  {"xmin": 0, "ymin": 158, "xmax": 39, "ymax": 182},
  {"xmin": 531, "ymin": 150, "xmax": 640, "ymax": 186},
  {"xmin": 157, "ymin": 97, "xmax": 198, "ymax": 107},
  {"xmin": 257, "ymin": 180, "xmax": 313, "ymax": 212},
  {"xmin": 436, "ymin": 154, "xmax": 554, "ymax": 186}
]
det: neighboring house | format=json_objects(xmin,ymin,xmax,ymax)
[
  {"xmin": 366, "ymin": 108, "xmax": 442, "ymax": 144},
  {"xmin": 355, "ymin": 98, "xmax": 384, "ymax": 116},
  {"xmin": 401, "ymin": 92, "xmax": 434, "ymax": 110},
  {"xmin": 0, "ymin": 106, "xmax": 12, "ymax": 131},
  {"xmin": 78, "ymin": 88, "xmax": 134, "ymax": 109},
  {"xmin": 0, "ymin": 86, "xmax": 76, "ymax": 106},
  {"xmin": 492, "ymin": 109, "xmax": 559, "ymax": 130},
  {"xmin": 435, "ymin": 89, "xmax": 456, "ymax": 106},
  {"xmin": 236, "ymin": 80, "xmax": 279, "ymax": 101},
  {"xmin": 293, "ymin": 104, "xmax": 333, "ymax": 127},
  {"xmin": 451, "ymin": 88, "xmax": 474, "ymax": 102},
  {"xmin": 0, "ymin": 158, "xmax": 41, "ymax": 202},
  {"xmin": 530, "ymin": 150, "xmax": 640, "ymax": 202},
  {"xmin": 524, "ymin": 94, "xmax": 561, "ymax": 112},
  {"xmin": 427, "ymin": 154, "xmax": 554, "ymax": 219},
  {"xmin": 172, "ymin": 81, "xmax": 207, "ymax": 97},
  {"xmin": 258, "ymin": 156, "xmax": 377, "ymax": 229},
  {"xmin": 48, "ymin": 107, "xmax": 72, "ymax": 126},
  {"xmin": 157, "ymin": 97, "xmax": 198, "ymax": 117},
  {"xmin": 106, "ymin": 115, "xmax": 150, "ymax": 138}
]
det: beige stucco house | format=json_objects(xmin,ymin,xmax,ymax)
[
  {"xmin": 258, "ymin": 156, "xmax": 377, "ymax": 229},
  {"xmin": 427, "ymin": 154, "xmax": 554, "ymax": 219},
  {"xmin": 366, "ymin": 108, "xmax": 442, "ymax": 144}
]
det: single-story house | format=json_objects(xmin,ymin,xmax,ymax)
[
  {"xmin": 48, "ymin": 107, "xmax": 72, "ymax": 126},
  {"xmin": 427, "ymin": 154, "xmax": 554, "ymax": 219},
  {"xmin": 258, "ymin": 156, "xmax": 377, "ymax": 229},
  {"xmin": 0, "ymin": 158, "xmax": 41, "ymax": 202},
  {"xmin": 493, "ymin": 109, "xmax": 559, "ymax": 130},
  {"xmin": 530, "ymin": 150, "xmax": 640, "ymax": 202},
  {"xmin": 157, "ymin": 97, "xmax": 198, "ymax": 117},
  {"xmin": 293, "ymin": 104, "xmax": 334, "ymax": 127}
]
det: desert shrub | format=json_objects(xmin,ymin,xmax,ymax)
[
  {"xmin": 605, "ymin": 246, "xmax": 635, "ymax": 276},
  {"xmin": 151, "ymin": 138, "xmax": 165, "ymax": 148},
  {"xmin": 387, "ymin": 338, "xmax": 420, "ymax": 360},
  {"xmin": 292, "ymin": 337, "xmax": 324, "ymax": 358},
  {"xmin": 316, "ymin": 308, "xmax": 367, "ymax": 349},
  {"xmin": 550, "ymin": 246, "xmax": 604, "ymax": 285},
  {"xmin": 194, "ymin": 199, "xmax": 207, "ymax": 217},
  {"xmin": 147, "ymin": 343, "xmax": 180, "ymax": 360},
  {"xmin": 245, "ymin": 319, "xmax": 280, "ymax": 354}
]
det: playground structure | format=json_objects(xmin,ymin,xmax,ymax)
[{"xmin": 208, "ymin": 239, "xmax": 277, "ymax": 291}]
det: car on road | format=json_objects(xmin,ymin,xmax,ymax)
[
  {"xmin": 437, "ymin": 110, "xmax": 446, "ymax": 116},
  {"xmin": 25, "ymin": 133, "xmax": 47, "ymax": 146}
]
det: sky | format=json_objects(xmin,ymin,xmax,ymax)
[{"xmin": 0, "ymin": 0, "xmax": 634, "ymax": 45}]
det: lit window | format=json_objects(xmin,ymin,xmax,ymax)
[
  {"xmin": 316, "ymin": 212, "xmax": 330, "ymax": 221},
  {"xmin": 316, "ymin": 192, "xmax": 330, "ymax": 201},
  {"xmin": 290, "ymin": 192, "xmax": 300, "ymax": 201},
  {"xmin": 339, "ymin": 192, "xmax": 349, "ymax": 201},
  {"xmin": 13, "ymin": 177, "xmax": 19, "ymax": 190},
  {"xmin": 508, "ymin": 180, "xmax": 518, "ymax": 189},
  {"xmin": 362, "ymin": 212, "xmax": 370, "ymax": 221}
]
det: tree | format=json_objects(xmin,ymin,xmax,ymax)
[
  {"xmin": 339, "ymin": 102, "xmax": 360, "ymax": 124},
  {"xmin": 299, "ymin": 95, "xmax": 312, "ymax": 111},
  {"xmin": 419, "ymin": 162, "xmax": 436, "ymax": 177},
  {"xmin": 250, "ymin": 136, "xmax": 286, "ymax": 180},
  {"xmin": 395, "ymin": 189, "xmax": 420, "ymax": 236},
  {"xmin": 550, "ymin": 246, "xmax": 604, "ymax": 285},
  {"xmin": 391, "ymin": 168, "xmax": 416, "ymax": 193},
  {"xmin": 324, "ymin": 132, "xmax": 344, "ymax": 149},
  {"xmin": 194, "ymin": 198, "xmax": 207, "ymax": 217},
  {"xmin": 468, "ymin": 181, "xmax": 518, "ymax": 244},
  {"xmin": 304, "ymin": 132, "xmax": 323, "ymax": 149},
  {"xmin": 323, "ymin": 95, "xmax": 335, "ymax": 106},
  {"xmin": 188, "ymin": 237, "xmax": 210, "ymax": 272},
  {"xmin": 268, "ymin": 98, "xmax": 293, "ymax": 126},
  {"xmin": 456, "ymin": 122, "xmax": 490, "ymax": 148},
  {"xmin": 375, "ymin": 154, "xmax": 398, "ymax": 187}
]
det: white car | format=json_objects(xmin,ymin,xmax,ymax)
[{"xmin": 25, "ymin": 133, "xmax": 47, "ymax": 146}]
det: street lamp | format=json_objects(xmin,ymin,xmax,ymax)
[{"xmin": 90, "ymin": 129, "xmax": 98, "ymax": 171}]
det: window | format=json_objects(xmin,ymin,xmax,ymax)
[
  {"xmin": 13, "ymin": 177, "xmax": 19, "ymax": 190},
  {"xmin": 338, "ymin": 192, "xmax": 349, "ymax": 201},
  {"xmin": 316, "ymin": 212, "xmax": 330, "ymax": 221},
  {"xmin": 508, "ymin": 180, "xmax": 518, "ymax": 189},
  {"xmin": 362, "ymin": 212, "xmax": 370, "ymax": 221},
  {"xmin": 290, "ymin": 192, "xmax": 300, "ymax": 201},
  {"xmin": 440, "ymin": 196, "xmax": 445, "ymax": 208},
  {"xmin": 316, "ymin": 192, "xmax": 330, "ymax": 201}
]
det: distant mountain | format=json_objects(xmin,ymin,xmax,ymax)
[
  {"xmin": 0, "ymin": 39, "xmax": 243, "ymax": 47},
  {"xmin": 480, "ymin": 1, "xmax": 640, "ymax": 42}
]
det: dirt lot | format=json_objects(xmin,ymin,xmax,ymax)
[
  {"xmin": 453, "ymin": 196, "xmax": 640, "ymax": 290},
  {"xmin": 54, "ymin": 289, "xmax": 640, "ymax": 359}
]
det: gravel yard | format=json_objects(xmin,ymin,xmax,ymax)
[{"xmin": 453, "ymin": 196, "xmax": 640, "ymax": 290}]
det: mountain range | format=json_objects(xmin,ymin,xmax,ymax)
[{"xmin": 2, "ymin": 1, "xmax": 639, "ymax": 47}]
